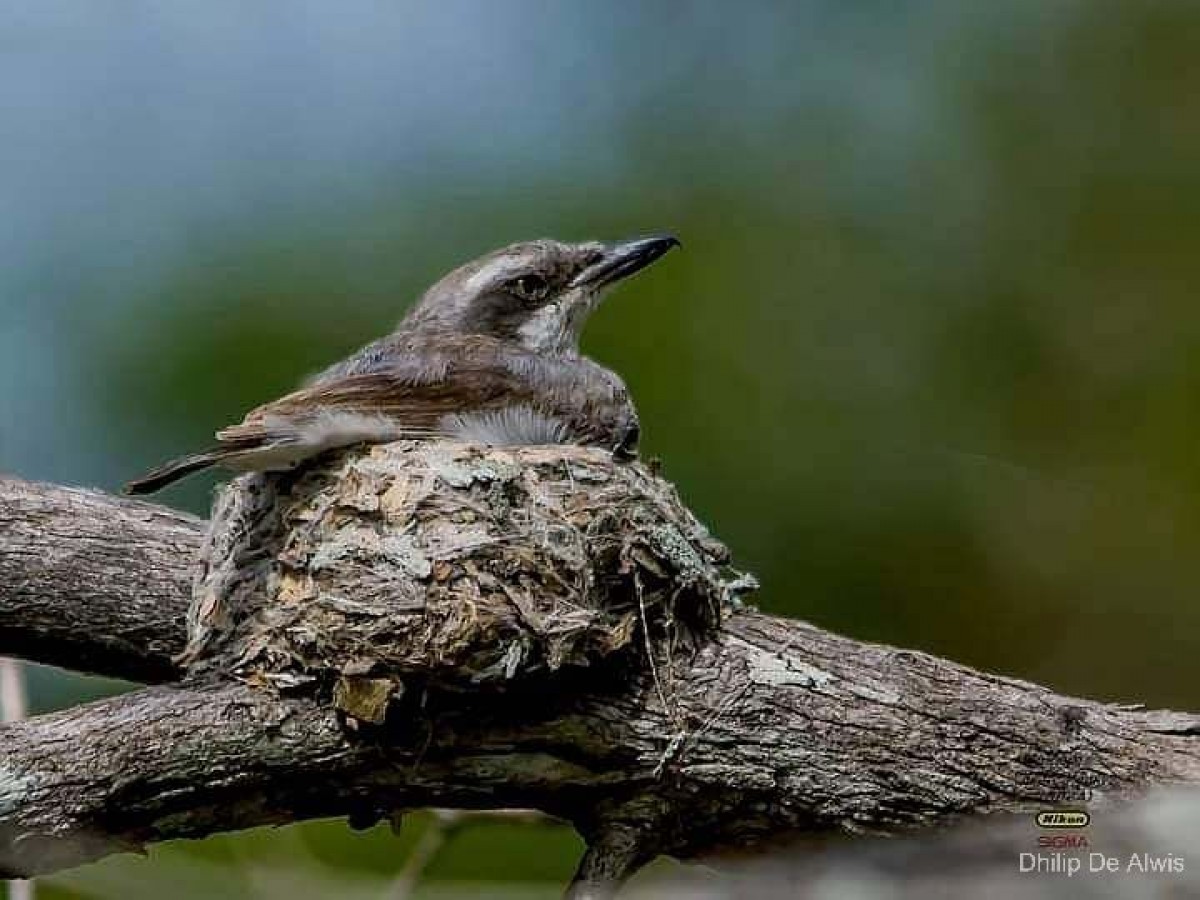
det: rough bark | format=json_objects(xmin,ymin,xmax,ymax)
[
  {"xmin": 2, "ymin": 449, "xmax": 1200, "ymax": 887},
  {"xmin": 0, "ymin": 477, "xmax": 193, "ymax": 682}
]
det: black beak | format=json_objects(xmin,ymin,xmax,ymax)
[{"xmin": 572, "ymin": 234, "xmax": 681, "ymax": 289}]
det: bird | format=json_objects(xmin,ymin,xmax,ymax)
[{"xmin": 125, "ymin": 234, "xmax": 680, "ymax": 495}]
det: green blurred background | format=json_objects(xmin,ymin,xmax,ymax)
[{"xmin": 5, "ymin": 1, "xmax": 1200, "ymax": 895}]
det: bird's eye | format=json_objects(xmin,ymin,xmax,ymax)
[{"xmin": 510, "ymin": 273, "xmax": 548, "ymax": 304}]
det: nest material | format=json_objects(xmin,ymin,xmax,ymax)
[{"xmin": 187, "ymin": 441, "xmax": 754, "ymax": 722}]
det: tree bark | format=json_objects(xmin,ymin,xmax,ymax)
[
  {"xmin": 0, "ymin": 477, "xmax": 192, "ymax": 682},
  {"xmin": 2, "ymin": 455, "xmax": 1200, "ymax": 885}
]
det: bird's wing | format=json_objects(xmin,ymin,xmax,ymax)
[
  {"xmin": 126, "ymin": 342, "xmax": 529, "ymax": 494},
  {"xmin": 214, "ymin": 357, "xmax": 521, "ymax": 447},
  {"xmin": 126, "ymin": 339, "xmax": 627, "ymax": 494}
]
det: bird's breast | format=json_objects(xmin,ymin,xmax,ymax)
[{"xmin": 440, "ymin": 404, "xmax": 572, "ymax": 446}]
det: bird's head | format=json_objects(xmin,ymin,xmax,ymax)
[{"xmin": 403, "ymin": 235, "xmax": 680, "ymax": 354}]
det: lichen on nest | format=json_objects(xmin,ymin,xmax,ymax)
[{"xmin": 186, "ymin": 441, "xmax": 755, "ymax": 722}]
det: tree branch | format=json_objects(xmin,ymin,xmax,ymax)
[
  {"xmin": 0, "ymin": 477, "xmax": 193, "ymax": 682},
  {"xmin": 2, "ymin": 455, "xmax": 1200, "ymax": 884},
  {"xmin": 567, "ymin": 818, "xmax": 653, "ymax": 900}
]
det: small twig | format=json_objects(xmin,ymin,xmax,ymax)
[
  {"xmin": 387, "ymin": 809, "xmax": 550, "ymax": 899},
  {"xmin": 633, "ymin": 572, "xmax": 675, "ymax": 726},
  {"xmin": 387, "ymin": 810, "xmax": 459, "ymax": 900},
  {"xmin": 0, "ymin": 658, "xmax": 27, "ymax": 723},
  {"xmin": 634, "ymin": 573, "xmax": 690, "ymax": 779},
  {"xmin": 1, "ymin": 657, "xmax": 33, "ymax": 900},
  {"xmin": 690, "ymin": 681, "xmax": 753, "ymax": 747},
  {"xmin": 653, "ymin": 680, "xmax": 752, "ymax": 780}
]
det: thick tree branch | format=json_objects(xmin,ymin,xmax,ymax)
[
  {"xmin": 4, "ymin": 608, "xmax": 1200, "ymax": 878},
  {"xmin": 2, "ymin": 456, "xmax": 1200, "ymax": 883},
  {"xmin": 0, "ymin": 477, "xmax": 193, "ymax": 682}
]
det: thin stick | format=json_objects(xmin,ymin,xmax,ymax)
[
  {"xmin": 386, "ymin": 809, "xmax": 549, "ymax": 899},
  {"xmin": 0, "ymin": 658, "xmax": 27, "ymax": 723},
  {"xmin": 1, "ymin": 658, "xmax": 33, "ymax": 900},
  {"xmin": 387, "ymin": 811, "xmax": 459, "ymax": 900}
]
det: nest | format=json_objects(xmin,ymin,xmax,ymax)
[{"xmin": 186, "ymin": 442, "xmax": 755, "ymax": 723}]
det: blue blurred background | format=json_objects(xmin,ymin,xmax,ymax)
[{"xmin": 5, "ymin": 2, "xmax": 1200, "ymax": 896}]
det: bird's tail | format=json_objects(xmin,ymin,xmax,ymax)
[{"xmin": 125, "ymin": 448, "xmax": 226, "ymax": 495}]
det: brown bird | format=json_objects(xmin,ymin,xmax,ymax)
[{"xmin": 125, "ymin": 234, "xmax": 679, "ymax": 494}]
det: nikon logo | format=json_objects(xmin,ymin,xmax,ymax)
[{"xmin": 1036, "ymin": 811, "xmax": 1090, "ymax": 829}]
